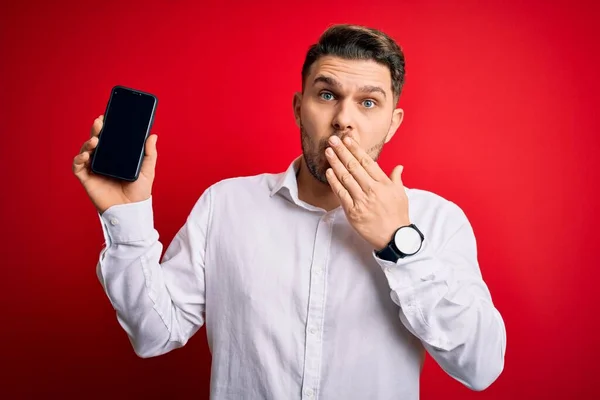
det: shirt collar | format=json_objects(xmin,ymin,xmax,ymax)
[
  {"xmin": 270, "ymin": 156, "xmax": 337, "ymax": 214},
  {"xmin": 270, "ymin": 155, "xmax": 412, "ymax": 212},
  {"xmin": 270, "ymin": 156, "xmax": 302, "ymax": 204}
]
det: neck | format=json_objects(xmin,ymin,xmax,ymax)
[{"xmin": 296, "ymin": 158, "xmax": 340, "ymax": 212}]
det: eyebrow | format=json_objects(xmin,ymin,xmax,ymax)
[{"xmin": 313, "ymin": 75, "xmax": 387, "ymax": 99}]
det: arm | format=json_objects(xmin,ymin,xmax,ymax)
[
  {"xmin": 321, "ymin": 133, "xmax": 506, "ymax": 390},
  {"xmin": 95, "ymin": 188, "xmax": 212, "ymax": 358},
  {"xmin": 374, "ymin": 204, "xmax": 506, "ymax": 391}
]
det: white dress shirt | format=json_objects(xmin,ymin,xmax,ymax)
[{"xmin": 96, "ymin": 157, "xmax": 506, "ymax": 399}]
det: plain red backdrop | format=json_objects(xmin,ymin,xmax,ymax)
[{"xmin": 1, "ymin": 0, "xmax": 599, "ymax": 398}]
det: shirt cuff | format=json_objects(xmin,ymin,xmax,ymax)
[
  {"xmin": 98, "ymin": 197, "xmax": 155, "ymax": 245},
  {"xmin": 373, "ymin": 240, "xmax": 441, "ymax": 290}
]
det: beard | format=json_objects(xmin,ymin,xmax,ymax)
[{"xmin": 300, "ymin": 123, "xmax": 386, "ymax": 185}]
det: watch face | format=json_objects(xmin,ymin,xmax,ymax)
[{"xmin": 394, "ymin": 226, "xmax": 422, "ymax": 255}]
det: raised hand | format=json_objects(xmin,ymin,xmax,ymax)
[
  {"xmin": 324, "ymin": 134, "xmax": 411, "ymax": 250},
  {"xmin": 72, "ymin": 115, "xmax": 158, "ymax": 214}
]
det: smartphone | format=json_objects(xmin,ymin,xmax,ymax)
[{"xmin": 91, "ymin": 85, "xmax": 158, "ymax": 181}]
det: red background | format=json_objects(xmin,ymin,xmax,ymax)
[{"xmin": 1, "ymin": 0, "xmax": 599, "ymax": 398}]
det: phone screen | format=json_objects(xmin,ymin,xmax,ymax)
[{"xmin": 92, "ymin": 87, "xmax": 157, "ymax": 181}]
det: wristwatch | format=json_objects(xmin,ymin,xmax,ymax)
[{"xmin": 375, "ymin": 224, "xmax": 425, "ymax": 262}]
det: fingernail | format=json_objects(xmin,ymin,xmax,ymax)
[{"xmin": 329, "ymin": 136, "xmax": 340, "ymax": 145}]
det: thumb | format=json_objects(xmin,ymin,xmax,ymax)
[
  {"xmin": 390, "ymin": 165, "xmax": 404, "ymax": 185},
  {"xmin": 141, "ymin": 134, "xmax": 158, "ymax": 173}
]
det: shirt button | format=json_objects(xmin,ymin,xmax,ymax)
[
  {"xmin": 110, "ymin": 218, "xmax": 119, "ymax": 226},
  {"xmin": 305, "ymin": 389, "xmax": 314, "ymax": 397},
  {"xmin": 309, "ymin": 327, "xmax": 318, "ymax": 335},
  {"xmin": 421, "ymin": 273, "xmax": 435, "ymax": 281},
  {"xmin": 314, "ymin": 268, "xmax": 322, "ymax": 275}
]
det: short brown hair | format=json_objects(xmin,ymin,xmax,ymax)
[{"xmin": 301, "ymin": 24, "xmax": 406, "ymax": 102}]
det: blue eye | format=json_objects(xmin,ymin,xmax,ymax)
[
  {"xmin": 320, "ymin": 92, "xmax": 334, "ymax": 101},
  {"xmin": 363, "ymin": 100, "xmax": 375, "ymax": 108}
]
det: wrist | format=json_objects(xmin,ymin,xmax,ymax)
[
  {"xmin": 375, "ymin": 222, "xmax": 424, "ymax": 262},
  {"xmin": 375, "ymin": 220, "xmax": 411, "ymax": 250}
]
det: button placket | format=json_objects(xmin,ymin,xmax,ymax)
[{"xmin": 301, "ymin": 212, "xmax": 335, "ymax": 399}]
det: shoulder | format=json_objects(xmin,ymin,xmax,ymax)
[
  {"xmin": 186, "ymin": 171, "xmax": 281, "ymax": 222},
  {"xmin": 208, "ymin": 171, "xmax": 280, "ymax": 197},
  {"xmin": 195, "ymin": 171, "xmax": 283, "ymax": 212},
  {"xmin": 406, "ymin": 186, "xmax": 463, "ymax": 210},
  {"xmin": 405, "ymin": 186, "xmax": 472, "ymax": 230}
]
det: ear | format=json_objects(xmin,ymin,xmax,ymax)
[
  {"xmin": 293, "ymin": 92, "xmax": 303, "ymax": 128},
  {"xmin": 384, "ymin": 108, "xmax": 404, "ymax": 143}
]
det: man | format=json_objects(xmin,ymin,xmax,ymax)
[{"xmin": 73, "ymin": 24, "xmax": 506, "ymax": 399}]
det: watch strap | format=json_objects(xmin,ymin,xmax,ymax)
[{"xmin": 375, "ymin": 243, "xmax": 401, "ymax": 263}]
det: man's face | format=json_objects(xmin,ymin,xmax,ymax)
[{"xmin": 294, "ymin": 55, "xmax": 404, "ymax": 184}]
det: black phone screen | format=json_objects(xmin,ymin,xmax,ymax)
[{"xmin": 92, "ymin": 87, "xmax": 157, "ymax": 181}]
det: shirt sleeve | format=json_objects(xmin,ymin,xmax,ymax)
[
  {"xmin": 95, "ymin": 188, "xmax": 212, "ymax": 358},
  {"xmin": 373, "ymin": 203, "xmax": 507, "ymax": 391}
]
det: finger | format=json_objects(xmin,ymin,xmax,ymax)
[
  {"xmin": 342, "ymin": 135, "xmax": 388, "ymax": 182},
  {"xmin": 390, "ymin": 165, "xmax": 404, "ymax": 186},
  {"xmin": 79, "ymin": 136, "xmax": 99, "ymax": 154},
  {"xmin": 347, "ymin": 130, "xmax": 360, "ymax": 143},
  {"xmin": 90, "ymin": 115, "xmax": 104, "ymax": 138},
  {"xmin": 140, "ymin": 134, "xmax": 158, "ymax": 176},
  {"xmin": 325, "ymin": 167, "xmax": 354, "ymax": 210},
  {"xmin": 325, "ymin": 146, "xmax": 364, "ymax": 200},
  {"xmin": 72, "ymin": 151, "xmax": 90, "ymax": 179},
  {"xmin": 328, "ymin": 135, "xmax": 373, "ymax": 191}
]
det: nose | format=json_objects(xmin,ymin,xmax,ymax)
[{"xmin": 332, "ymin": 101, "xmax": 354, "ymax": 132}]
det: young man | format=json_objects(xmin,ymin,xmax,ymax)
[{"xmin": 73, "ymin": 24, "xmax": 506, "ymax": 399}]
